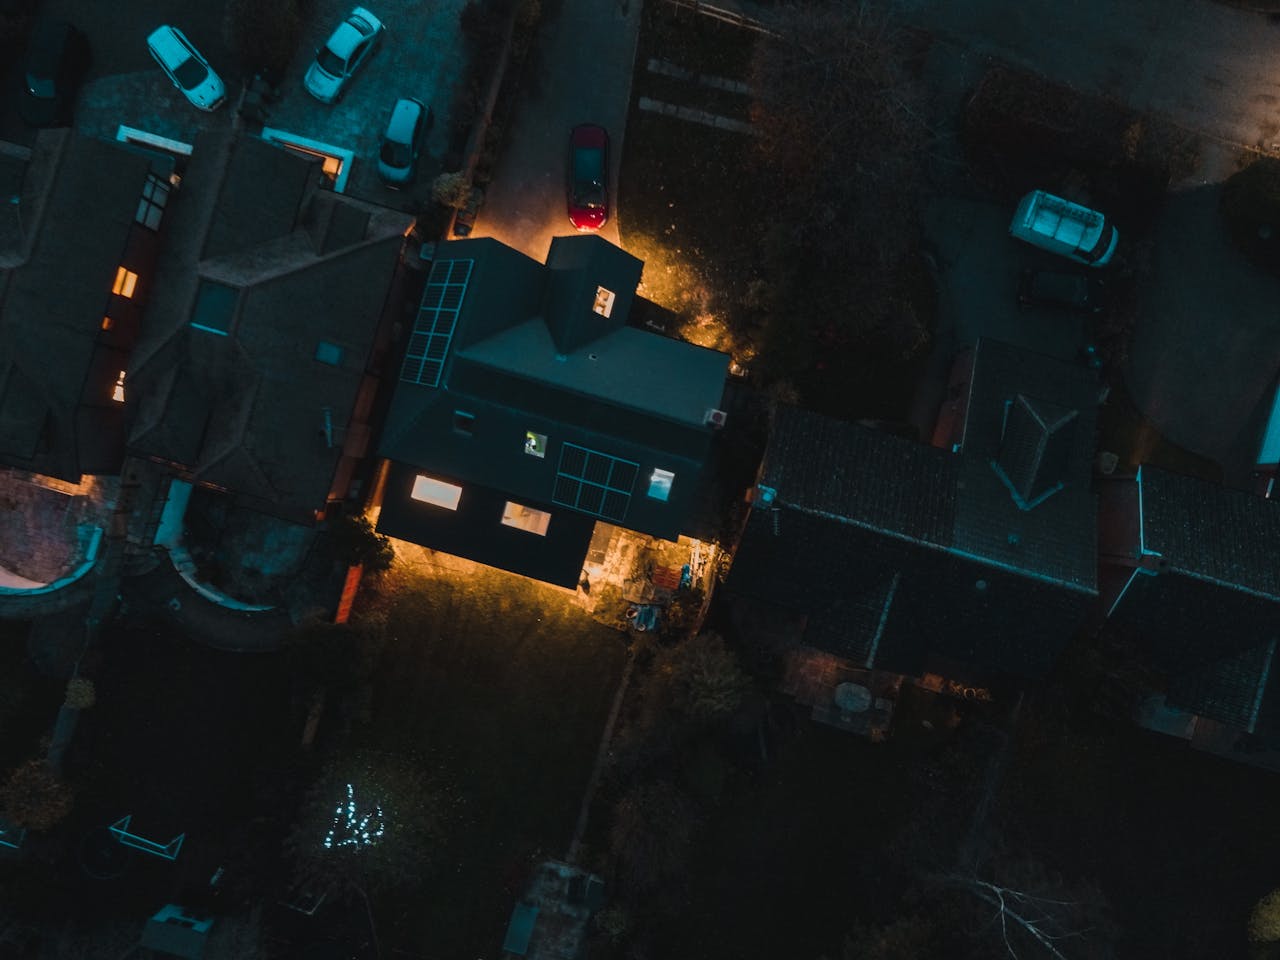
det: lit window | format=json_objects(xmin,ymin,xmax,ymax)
[
  {"xmin": 593, "ymin": 286, "xmax": 615, "ymax": 318},
  {"xmin": 647, "ymin": 468, "xmax": 675, "ymax": 502},
  {"xmin": 101, "ymin": 316, "xmax": 113, "ymax": 331},
  {"xmin": 315, "ymin": 341, "xmax": 344, "ymax": 366},
  {"xmin": 410, "ymin": 475, "xmax": 462, "ymax": 510},
  {"xmin": 501, "ymin": 502, "xmax": 551, "ymax": 536},
  {"xmin": 524, "ymin": 431, "xmax": 547, "ymax": 458},
  {"xmin": 112, "ymin": 266, "xmax": 139, "ymax": 299},
  {"xmin": 111, "ymin": 370, "xmax": 126, "ymax": 403},
  {"xmin": 135, "ymin": 173, "xmax": 170, "ymax": 230},
  {"xmin": 453, "ymin": 411, "xmax": 475, "ymax": 436}
]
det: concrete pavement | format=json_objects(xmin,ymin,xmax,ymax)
[
  {"xmin": 468, "ymin": 0, "xmax": 643, "ymax": 261},
  {"xmin": 892, "ymin": 0, "xmax": 1280, "ymax": 152}
]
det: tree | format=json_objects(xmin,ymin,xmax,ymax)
[
  {"xmin": 657, "ymin": 631, "xmax": 751, "ymax": 724},
  {"xmin": 748, "ymin": 2, "xmax": 933, "ymax": 361},
  {"xmin": 329, "ymin": 514, "xmax": 395, "ymax": 573},
  {"xmin": 0, "ymin": 759, "xmax": 73, "ymax": 831},
  {"xmin": 286, "ymin": 747, "xmax": 453, "ymax": 899},
  {"xmin": 608, "ymin": 780, "xmax": 697, "ymax": 900},
  {"xmin": 432, "ymin": 171, "xmax": 475, "ymax": 210},
  {"xmin": 1251, "ymin": 888, "xmax": 1280, "ymax": 943}
]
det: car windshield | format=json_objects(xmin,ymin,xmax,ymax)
[
  {"xmin": 25, "ymin": 73, "xmax": 55, "ymax": 98},
  {"xmin": 573, "ymin": 147, "xmax": 604, "ymax": 205},
  {"xmin": 317, "ymin": 47, "xmax": 346, "ymax": 76},
  {"xmin": 1084, "ymin": 224, "xmax": 1115, "ymax": 262},
  {"xmin": 173, "ymin": 55, "xmax": 207, "ymax": 89},
  {"xmin": 380, "ymin": 140, "xmax": 411, "ymax": 166}
]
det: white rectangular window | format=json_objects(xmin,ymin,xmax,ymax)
[
  {"xmin": 524, "ymin": 431, "xmax": 547, "ymax": 458},
  {"xmin": 501, "ymin": 502, "xmax": 551, "ymax": 536},
  {"xmin": 314, "ymin": 341, "xmax": 343, "ymax": 365},
  {"xmin": 593, "ymin": 286, "xmax": 615, "ymax": 318},
  {"xmin": 411, "ymin": 475, "xmax": 462, "ymax": 510},
  {"xmin": 135, "ymin": 173, "xmax": 170, "ymax": 230},
  {"xmin": 647, "ymin": 468, "xmax": 675, "ymax": 502}
]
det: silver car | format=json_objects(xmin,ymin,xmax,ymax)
[
  {"xmin": 377, "ymin": 97, "xmax": 430, "ymax": 187},
  {"xmin": 304, "ymin": 7, "xmax": 384, "ymax": 104},
  {"xmin": 146, "ymin": 25, "xmax": 225, "ymax": 112}
]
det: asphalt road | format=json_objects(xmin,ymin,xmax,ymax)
[
  {"xmin": 467, "ymin": 0, "xmax": 642, "ymax": 261},
  {"xmin": 892, "ymin": 0, "xmax": 1280, "ymax": 152}
]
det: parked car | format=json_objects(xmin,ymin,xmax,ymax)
[
  {"xmin": 304, "ymin": 7, "xmax": 384, "ymax": 103},
  {"xmin": 1016, "ymin": 268, "xmax": 1106, "ymax": 313},
  {"xmin": 377, "ymin": 97, "xmax": 430, "ymax": 187},
  {"xmin": 19, "ymin": 18, "xmax": 90, "ymax": 126},
  {"xmin": 1009, "ymin": 189, "xmax": 1118, "ymax": 267},
  {"xmin": 146, "ymin": 25, "xmax": 225, "ymax": 111},
  {"xmin": 567, "ymin": 123, "xmax": 609, "ymax": 231}
]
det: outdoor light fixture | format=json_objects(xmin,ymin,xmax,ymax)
[
  {"xmin": 322, "ymin": 783, "xmax": 385, "ymax": 850},
  {"xmin": 111, "ymin": 371, "xmax": 126, "ymax": 403}
]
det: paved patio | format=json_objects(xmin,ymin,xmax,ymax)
[{"xmin": 0, "ymin": 471, "xmax": 116, "ymax": 584}]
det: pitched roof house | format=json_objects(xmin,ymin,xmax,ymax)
[
  {"xmin": 1099, "ymin": 466, "xmax": 1280, "ymax": 740},
  {"xmin": 376, "ymin": 235, "xmax": 730, "ymax": 587},
  {"xmin": 726, "ymin": 338, "xmax": 1100, "ymax": 683},
  {"xmin": 0, "ymin": 131, "xmax": 169, "ymax": 481},
  {"xmin": 127, "ymin": 131, "xmax": 414, "ymax": 523}
]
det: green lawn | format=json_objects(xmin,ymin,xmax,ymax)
[{"xmin": 356, "ymin": 565, "xmax": 627, "ymax": 958}]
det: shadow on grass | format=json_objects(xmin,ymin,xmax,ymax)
[{"xmin": 355, "ymin": 564, "xmax": 627, "ymax": 958}]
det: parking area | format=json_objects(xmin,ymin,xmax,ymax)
[{"xmin": 5, "ymin": 0, "xmax": 467, "ymax": 208}]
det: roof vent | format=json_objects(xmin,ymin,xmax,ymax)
[{"xmin": 705, "ymin": 408, "xmax": 727, "ymax": 428}]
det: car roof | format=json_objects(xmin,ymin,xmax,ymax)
[
  {"xmin": 571, "ymin": 123, "xmax": 607, "ymax": 148},
  {"xmin": 27, "ymin": 19, "xmax": 80, "ymax": 71},
  {"xmin": 147, "ymin": 25, "xmax": 193, "ymax": 69},
  {"xmin": 386, "ymin": 98, "xmax": 423, "ymax": 137}
]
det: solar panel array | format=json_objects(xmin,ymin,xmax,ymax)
[
  {"xmin": 400, "ymin": 258, "xmax": 474, "ymax": 388},
  {"xmin": 553, "ymin": 443, "xmax": 638, "ymax": 523}
]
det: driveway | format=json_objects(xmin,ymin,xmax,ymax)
[
  {"xmin": 1126, "ymin": 183, "xmax": 1280, "ymax": 482},
  {"xmin": 892, "ymin": 0, "xmax": 1280, "ymax": 152},
  {"xmin": 24, "ymin": 0, "xmax": 465, "ymax": 208},
  {"xmin": 468, "ymin": 0, "xmax": 643, "ymax": 261}
]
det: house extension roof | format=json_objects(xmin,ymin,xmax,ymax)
[
  {"xmin": 128, "ymin": 131, "xmax": 412, "ymax": 521},
  {"xmin": 0, "ymin": 131, "xmax": 154, "ymax": 480}
]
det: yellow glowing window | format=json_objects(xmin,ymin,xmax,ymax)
[
  {"xmin": 112, "ymin": 266, "xmax": 139, "ymax": 298},
  {"xmin": 501, "ymin": 502, "xmax": 551, "ymax": 536},
  {"xmin": 411, "ymin": 475, "xmax": 462, "ymax": 510},
  {"xmin": 593, "ymin": 286, "xmax": 615, "ymax": 318},
  {"xmin": 101, "ymin": 316, "xmax": 113, "ymax": 331},
  {"xmin": 111, "ymin": 370, "xmax": 126, "ymax": 403}
]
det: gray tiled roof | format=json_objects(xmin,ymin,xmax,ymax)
[
  {"xmin": 1167, "ymin": 639, "xmax": 1276, "ymax": 732},
  {"xmin": 1140, "ymin": 466, "xmax": 1280, "ymax": 599},
  {"xmin": 763, "ymin": 406, "xmax": 960, "ymax": 545},
  {"xmin": 952, "ymin": 338, "xmax": 1098, "ymax": 592}
]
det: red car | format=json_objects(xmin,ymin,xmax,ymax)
[{"xmin": 567, "ymin": 123, "xmax": 609, "ymax": 231}]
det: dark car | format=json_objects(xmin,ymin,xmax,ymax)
[
  {"xmin": 19, "ymin": 19, "xmax": 90, "ymax": 127},
  {"xmin": 1016, "ymin": 268, "xmax": 1106, "ymax": 313},
  {"xmin": 567, "ymin": 123, "xmax": 609, "ymax": 231}
]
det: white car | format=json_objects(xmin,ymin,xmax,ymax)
[
  {"xmin": 146, "ymin": 25, "xmax": 225, "ymax": 112},
  {"xmin": 304, "ymin": 7, "xmax": 384, "ymax": 104},
  {"xmin": 377, "ymin": 97, "xmax": 430, "ymax": 187}
]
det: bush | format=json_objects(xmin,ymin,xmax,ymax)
[
  {"xmin": 432, "ymin": 171, "xmax": 474, "ymax": 210},
  {"xmin": 329, "ymin": 515, "xmax": 394, "ymax": 573},
  {"xmin": 0, "ymin": 759, "xmax": 73, "ymax": 831},
  {"xmin": 64, "ymin": 677, "xmax": 95, "ymax": 710}
]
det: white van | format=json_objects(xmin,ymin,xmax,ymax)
[{"xmin": 1009, "ymin": 190, "xmax": 1118, "ymax": 267}]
